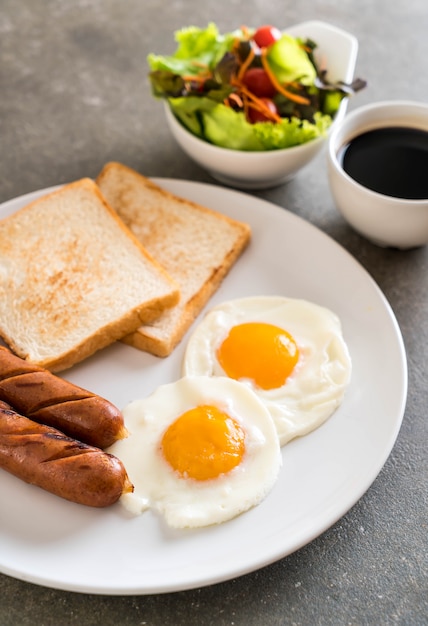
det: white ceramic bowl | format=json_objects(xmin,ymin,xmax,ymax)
[
  {"xmin": 327, "ymin": 100, "xmax": 428, "ymax": 249},
  {"xmin": 164, "ymin": 21, "xmax": 359, "ymax": 189}
]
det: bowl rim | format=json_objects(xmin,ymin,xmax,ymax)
[
  {"xmin": 328, "ymin": 99, "xmax": 428, "ymax": 206},
  {"xmin": 163, "ymin": 19, "xmax": 359, "ymax": 158}
]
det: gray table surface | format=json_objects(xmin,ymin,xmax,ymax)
[{"xmin": 1, "ymin": 1, "xmax": 427, "ymax": 624}]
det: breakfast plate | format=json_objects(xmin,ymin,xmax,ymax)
[{"xmin": 0, "ymin": 179, "xmax": 407, "ymax": 595}]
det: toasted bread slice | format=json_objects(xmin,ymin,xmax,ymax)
[
  {"xmin": 96, "ymin": 162, "xmax": 251, "ymax": 357},
  {"xmin": 0, "ymin": 178, "xmax": 180, "ymax": 371}
]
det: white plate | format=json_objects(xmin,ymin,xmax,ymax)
[{"xmin": 0, "ymin": 180, "xmax": 407, "ymax": 595}]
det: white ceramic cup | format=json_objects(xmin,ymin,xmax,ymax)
[{"xmin": 327, "ymin": 100, "xmax": 428, "ymax": 248}]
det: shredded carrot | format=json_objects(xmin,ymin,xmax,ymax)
[
  {"xmin": 230, "ymin": 75, "xmax": 283, "ymax": 123},
  {"xmin": 190, "ymin": 60, "xmax": 210, "ymax": 69},
  {"xmin": 286, "ymin": 80, "xmax": 301, "ymax": 89},
  {"xmin": 243, "ymin": 97, "xmax": 250, "ymax": 119},
  {"xmin": 245, "ymin": 100, "xmax": 280, "ymax": 123},
  {"xmin": 238, "ymin": 84, "xmax": 282, "ymax": 123},
  {"xmin": 237, "ymin": 44, "xmax": 255, "ymax": 81},
  {"xmin": 260, "ymin": 48, "xmax": 310, "ymax": 106},
  {"xmin": 227, "ymin": 92, "xmax": 244, "ymax": 108},
  {"xmin": 226, "ymin": 80, "xmax": 281, "ymax": 123},
  {"xmin": 182, "ymin": 74, "xmax": 209, "ymax": 83},
  {"xmin": 240, "ymin": 25, "xmax": 251, "ymax": 39}
]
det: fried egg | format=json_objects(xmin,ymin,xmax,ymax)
[
  {"xmin": 108, "ymin": 376, "xmax": 281, "ymax": 528},
  {"xmin": 182, "ymin": 296, "xmax": 352, "ymax": 446}
]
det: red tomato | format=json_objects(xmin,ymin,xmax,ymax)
[
  {"xmin": 247, "ymin": 98, "xmax": 278, "ymax": 123},
  {"xmin": 253, "ymin": 25, "xmax": 282, "ymax": 49},
  {"xmin": 242, "ymin": 68, "xmax": 276, "ymax": 98}
]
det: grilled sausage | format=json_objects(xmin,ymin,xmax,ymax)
[
  {"xmin": 0, "ymin": 346, "xmax": 126, "ymax": 449},
  {"xmin": 0, "ymin": 400, "xmax": 133, "ymax": 507}
]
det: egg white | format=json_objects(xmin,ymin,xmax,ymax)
[
  {"xmin": 108, "ymin": 375, "xmax": 282, "ymax": 529},
  {"xmin": 182, "ymin": 296, "xmax": 352, "ymax": 446}
]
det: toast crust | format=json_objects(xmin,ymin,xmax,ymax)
[
  {"xmin": 0, "ymin": 178, "xmax": 179, "ymax": 371},
  {"xmin": 96, "ymin": 162, "xmax": 251, "ymax": 357}
]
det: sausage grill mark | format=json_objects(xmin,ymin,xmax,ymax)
[
  {"xmin": 0, "ymin": 400, "xmax": 133, "ymax": 507},
  {"xmin": 0, "ymin": 346, "xmax": 127, "ymax": 449}
]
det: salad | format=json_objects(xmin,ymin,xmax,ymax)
[{"xmin": 148, "ymin": 23, "xmax": 366, "ymax": 152}]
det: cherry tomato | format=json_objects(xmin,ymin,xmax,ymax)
[
  {"xmin": 252, "ymin": 25, "xmax": 281, "ymax": 49},
  {"xmin": 247, "ymin": 98, "xmax": 278, "ymax": 124},
  {"xmin": 242, "ymin": 68, "xmax": 276, "ymax": 98}
]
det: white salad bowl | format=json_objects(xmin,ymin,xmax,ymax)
[{"xmin": 164, "ymin": 20, "xmax": 359, "ymax": 189}]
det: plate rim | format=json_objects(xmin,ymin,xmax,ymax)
[{"xmin": 0, "ymin": 178, "xmax": 407, "ymax": 594}]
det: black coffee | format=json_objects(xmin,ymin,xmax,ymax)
[{"xmin": 339, "ymin": 126, "xmax": 428, "ymax": 200}]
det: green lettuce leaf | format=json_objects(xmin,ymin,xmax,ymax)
[
  {"xmin": 148, "ymin": 23, "xmax": 237, "ymax": 77},
  {"xmin": 169, "ymin": 97, "xmax": 331, "ymax": 151}
]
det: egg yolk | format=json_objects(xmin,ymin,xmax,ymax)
[
  {"xmin": 216, "ymin": 322, "xmax": 299, "ymax": 390},
  {"xmin": 161, "ymin": 405, "xmax": 245, "ymax": 481}
]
